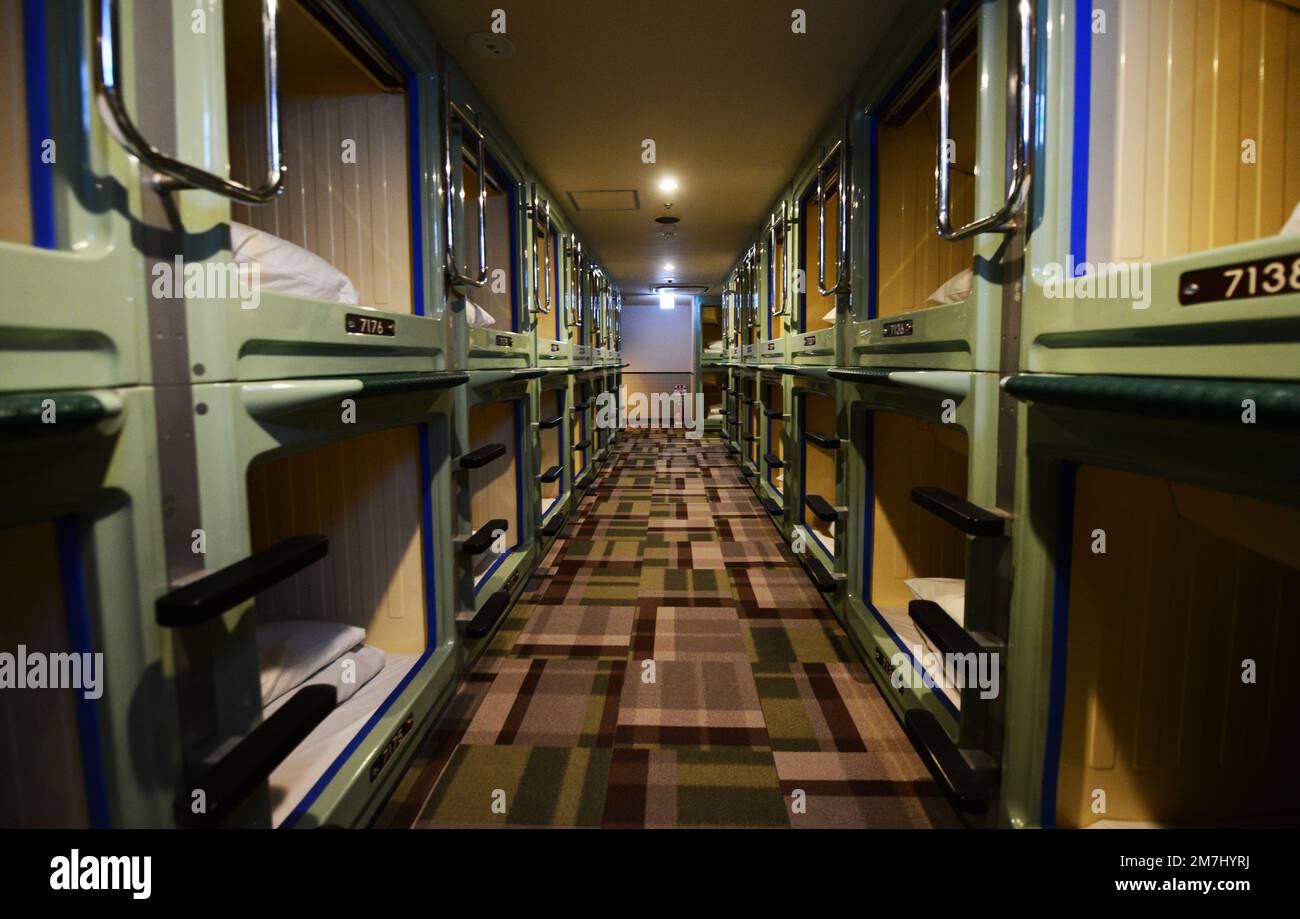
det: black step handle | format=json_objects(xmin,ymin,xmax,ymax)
[
  {"xmin": 156, "ymin": 535, "xmax": 328, "ymax": 627},
  {"xmin": 573, "ymin": 439, "xmax": 591, "ymax": 451},
  {"xmin": 537, "ymin": 414, "xmax": 563, "ymax": 430},
  {"xmin": 804, "ymin": 494, "xmax": 841, "ymax": 523},
  {"xmin": 764, "ymin": 452, "xmax": 785, "ymax": 469},
  {"xmin": 467, "ymin": 590, "xmax": 511, "ymax": 639},
  {"xmin": 911, "ymin": 486, "xmax": 1004, "ymax": 537},
  {"xmin": 462, "ymin": 519, "xmax": 509, "ymax": 556},
  {"xmin": 761, "ymin": 497, "xmax": 783, "ymax": 516},
  {"xmin": 572, "ymin": 399, "xmax": 594, "ymax": 410},
  {"xmin": 904, "ymin": 709, "xmax": 988, "ymax": 812},
  {"xmin": 743, "ymin": 435, "xmax": 759, "ymax": 443},
  {"xmin": 804, "ymin": 431, "xmax": 841, "ymax": 449},
  {"xmin": 801, "ymin": 553, "xmax": 837, "ymax": 593},
  {"xmin": 909, "ymin": 600, "xmax": 982, "ymax": 658},
  {"xmin": 538, "ymin": 464, "xmax": 562, "ymax": 484},
  {"xmin": 179, "ymin": 684, "xmax": 337, "ymax": 826},
  {"xmin": 764, "ymin": 409, "xmax": 785, "ymax": 419},
  {"xmin": 458, "ymin": 443, "xmax": 507, "ymax": 470},
  {"xmin": 540, "ymin": 512, "xmax": 567, "ymax": 538}
]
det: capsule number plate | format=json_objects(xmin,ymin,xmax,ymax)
[
  {"xmin": 1179, "ymin": 253, "xmax": 1300, "ymax": 306},
  {"xmin": 345, "ymin": 313, "xmax": 396, "ymax": 337}
]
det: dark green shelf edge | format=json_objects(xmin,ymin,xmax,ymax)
[
  {"xmin": 1003, "ymin": 374, "xmax": 1300, "ymax": 433},
  {"xmin": 0, "ymin": 392, "xmax": 117, "ymax": 433}
]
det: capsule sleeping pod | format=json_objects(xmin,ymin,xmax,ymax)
[{"xmin": 2, "ymin": 0, "xmax": 1298, "ymax": 862}]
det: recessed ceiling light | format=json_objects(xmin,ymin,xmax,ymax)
[
  {"xmin": 659, "ymin": 289, "xmax": 676, "ymax": 310},
  {"xmin": 658, "ymin": 177, "xmax": 679, "ymax": 194},
  {"xmin": 663, "ymin": 262, "xmax": 675, "ymax": 272}
]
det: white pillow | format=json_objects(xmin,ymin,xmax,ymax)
[
  {"xmin": 262, "ymin": 643, "xmax": 385, "ymax": 716},
  {"xmin": 1282, "ymin": 201, "xmax": 1300, "ymax": 236},
  {"xmin": 705, "ymin": 339, "xmax": 723, "ymax": 351},
  {"xmin": 257, "ymin": 620, "xmax": 367, "ymax": 707},
  {"xmin": 904, "ymin": 577, "xmax": 966, "ymax": 627},
  {"xmin": 230, "ymin": 222, "xmax": 359, "ymax": 304},
  {"xmin": 821, "ymin": 306, "xmax": 837, "ymax": 323},
  {"xmin": 926, "ymin": 267, "xmax": 974, "ymax": 306},
  {"xmin": 464, "ymin": 299, "xmax": 497, "ymax": 328}
]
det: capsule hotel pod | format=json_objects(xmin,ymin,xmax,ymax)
[{"xmin": 1, "ymin": 0, "xmax": 1297, "ymax": 851}]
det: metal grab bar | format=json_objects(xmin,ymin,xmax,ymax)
[
  {"xmin": 769, "ymin": 202, "xmax": 790, "ymax": 319},
  {"xmin": 94, "ymin": 0, "xmax": 284, "ymax": 204},
  {"xmin": 443, "ymin": 83, "xmax": 488, "ymax": 288},
  {"xmin": 529, "ymin": 184, "xmax": 552, "ymax": 317},
  {"xmin": 936, "ymin": 0, "xmax": 1034, "ymax": 240},
  {"xmin": 816, "ymin": 139, "xmax": 847, "ymax": 297}
]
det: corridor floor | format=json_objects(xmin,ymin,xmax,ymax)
[{"xmin": 377, "ymin": 429, "xmax": 960, "ymax": 828}]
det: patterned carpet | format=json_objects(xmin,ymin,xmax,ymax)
[{"xmin": 376, "ymin": 429, "xmax": 960, "ymax": 828}]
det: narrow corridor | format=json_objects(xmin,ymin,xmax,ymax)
[{"xmin": 378, "ymin": 430, "xmax": 959, "ymax": 828}]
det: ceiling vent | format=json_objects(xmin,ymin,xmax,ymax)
[{"xmin": 567, "ymin": 189, "xmax": 641, "ymax": 212}]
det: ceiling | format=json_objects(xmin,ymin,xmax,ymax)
[{"xmin": 416, "ymin": 0, "xmax": 905, "ymax": 298}]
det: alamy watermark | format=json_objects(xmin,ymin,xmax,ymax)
[
  {"xmin": 0, "ymin": 645, "xmax": 103, "ymax": 700},
  {"xmin": 891, "ymin": 645, "xmax": 1000, "ymax": 700},
  {"xmin": 593, "ymin": 387, "xmax": 705, "ymax": 439},
  {"xmin": 151, "ymin": 256, "xmax": 262, "ymax": 310},
  {"xmin": 1042, "ymin": 256, "xmax": 1152, "ymax": 310}
]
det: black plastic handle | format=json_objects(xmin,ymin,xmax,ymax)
[
  {"xmin": 467, "ymin": 590, "xmax": 511, "ymax": 639},
  {"xmin": 540, "ymin": 512, "xmax": 567, "ymax": 539},
  {"xmin": 538, "ymin": 464, "xmax": 562, "ymax": 484},
  {"xmin": 462, "ymin": 519, "xmax": 509, "ymax": 555},
  {"xmin": 801, "ymin": 553, "xmax": 837, "ymax": 593},
  {"xmin": 573, "ymin": 439, "xmax": 591, "ymax": 451},
  {"xmin": 458, "ymin": 443, "xmax": 507, "ymax": 470},
  {"xmin": 904, "ymin": 709, "xmax": 988, "ymax": 812},
  {"xmin": 761, "ymin": 496, "xmax": 783, "ymax": 517},
  {"xmin": 537, "ymin": 414, "xmax": 563, "ymax": 430},
  {"xmin": 572, "ymin": 399, "xmax": 594, "ymax": 411},
  {"xmin": 156, "ymin": 535, "xmax": 328, "ymax": 628},
  {"xmin": 764, "ymin": 408, "xmax": 785, "ymax": 419},
  {"xmin": 764, "ymin": 452, "xmax": 785, "ymax": 469},
  {"xmin": 804, "ymin": 494, "xmax": 840, "ymax": 523},
  {"xmin": 909, "ymin": 599, "xmax": 982, "ymax": 658},
  {"xmin": 804, "ymin": 431, "xmax": 841, "ymax": 449},
  {"xmin": 743, "ymin": 435, "xmax": 759, "ymax": 443},
  {"xmin": 911, "ymin": 487, "xmax": 1004, "ymax": 537},
  {"xmin": 179, "ymin": 684, "xmax": 337, "ymax": 826}
]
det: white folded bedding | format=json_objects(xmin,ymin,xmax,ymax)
[
  {"xmin": 258, "ymin": 620, "xmax": 367, "ymax": 708},
  {"xmin": 262, "ymin": 643, "xmax": 387, "ymax": 718},
  {"xmin": 464, "ymin": 299, "xmax": 497, "ymax": 328},
  {"xmin": 230, "ymin": 222, "xmax": 359, "ymax": 305},
  {"xmin": 926, "ymin": 267, "xmax": 974, "ymax": 306}
]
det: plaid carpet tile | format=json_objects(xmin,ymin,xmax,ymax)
[{"xmin": 376, "ymin": 429, "xmax": 959, "ymax": 829}]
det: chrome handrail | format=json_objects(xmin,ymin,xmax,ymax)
[
  {"xmin": 768, "ymin": 202, "xmax": 790, "ymax": 319},
  {"xmin": 815, "ymin": 139, "xmax": 847, "ymax": 297},
  {"xmin": 936, "ymin": 0, "xmax": 1034, "ymax": 240},
  {"xmin": 443, "ymin": 83, "xmax": 487, "ymax": 288},
  {"xmin": 94, "ymin": 0, "xmax": 284, "ymax": 204},
  {"xmin": 529, "ymin": 184, "xmax": 552, "ymax": 317}
]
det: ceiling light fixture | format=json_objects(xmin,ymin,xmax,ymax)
[
  {"xmin": 658, "ymin": 177, "xmax": 679, "ymax": 194},
  {"xmin": 659, "ymin": 289, "xmax": 676, "ymax": 310},
  {"xmin": 663, "ymin": 263, "xmax": 675, "ymax": 272}
]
